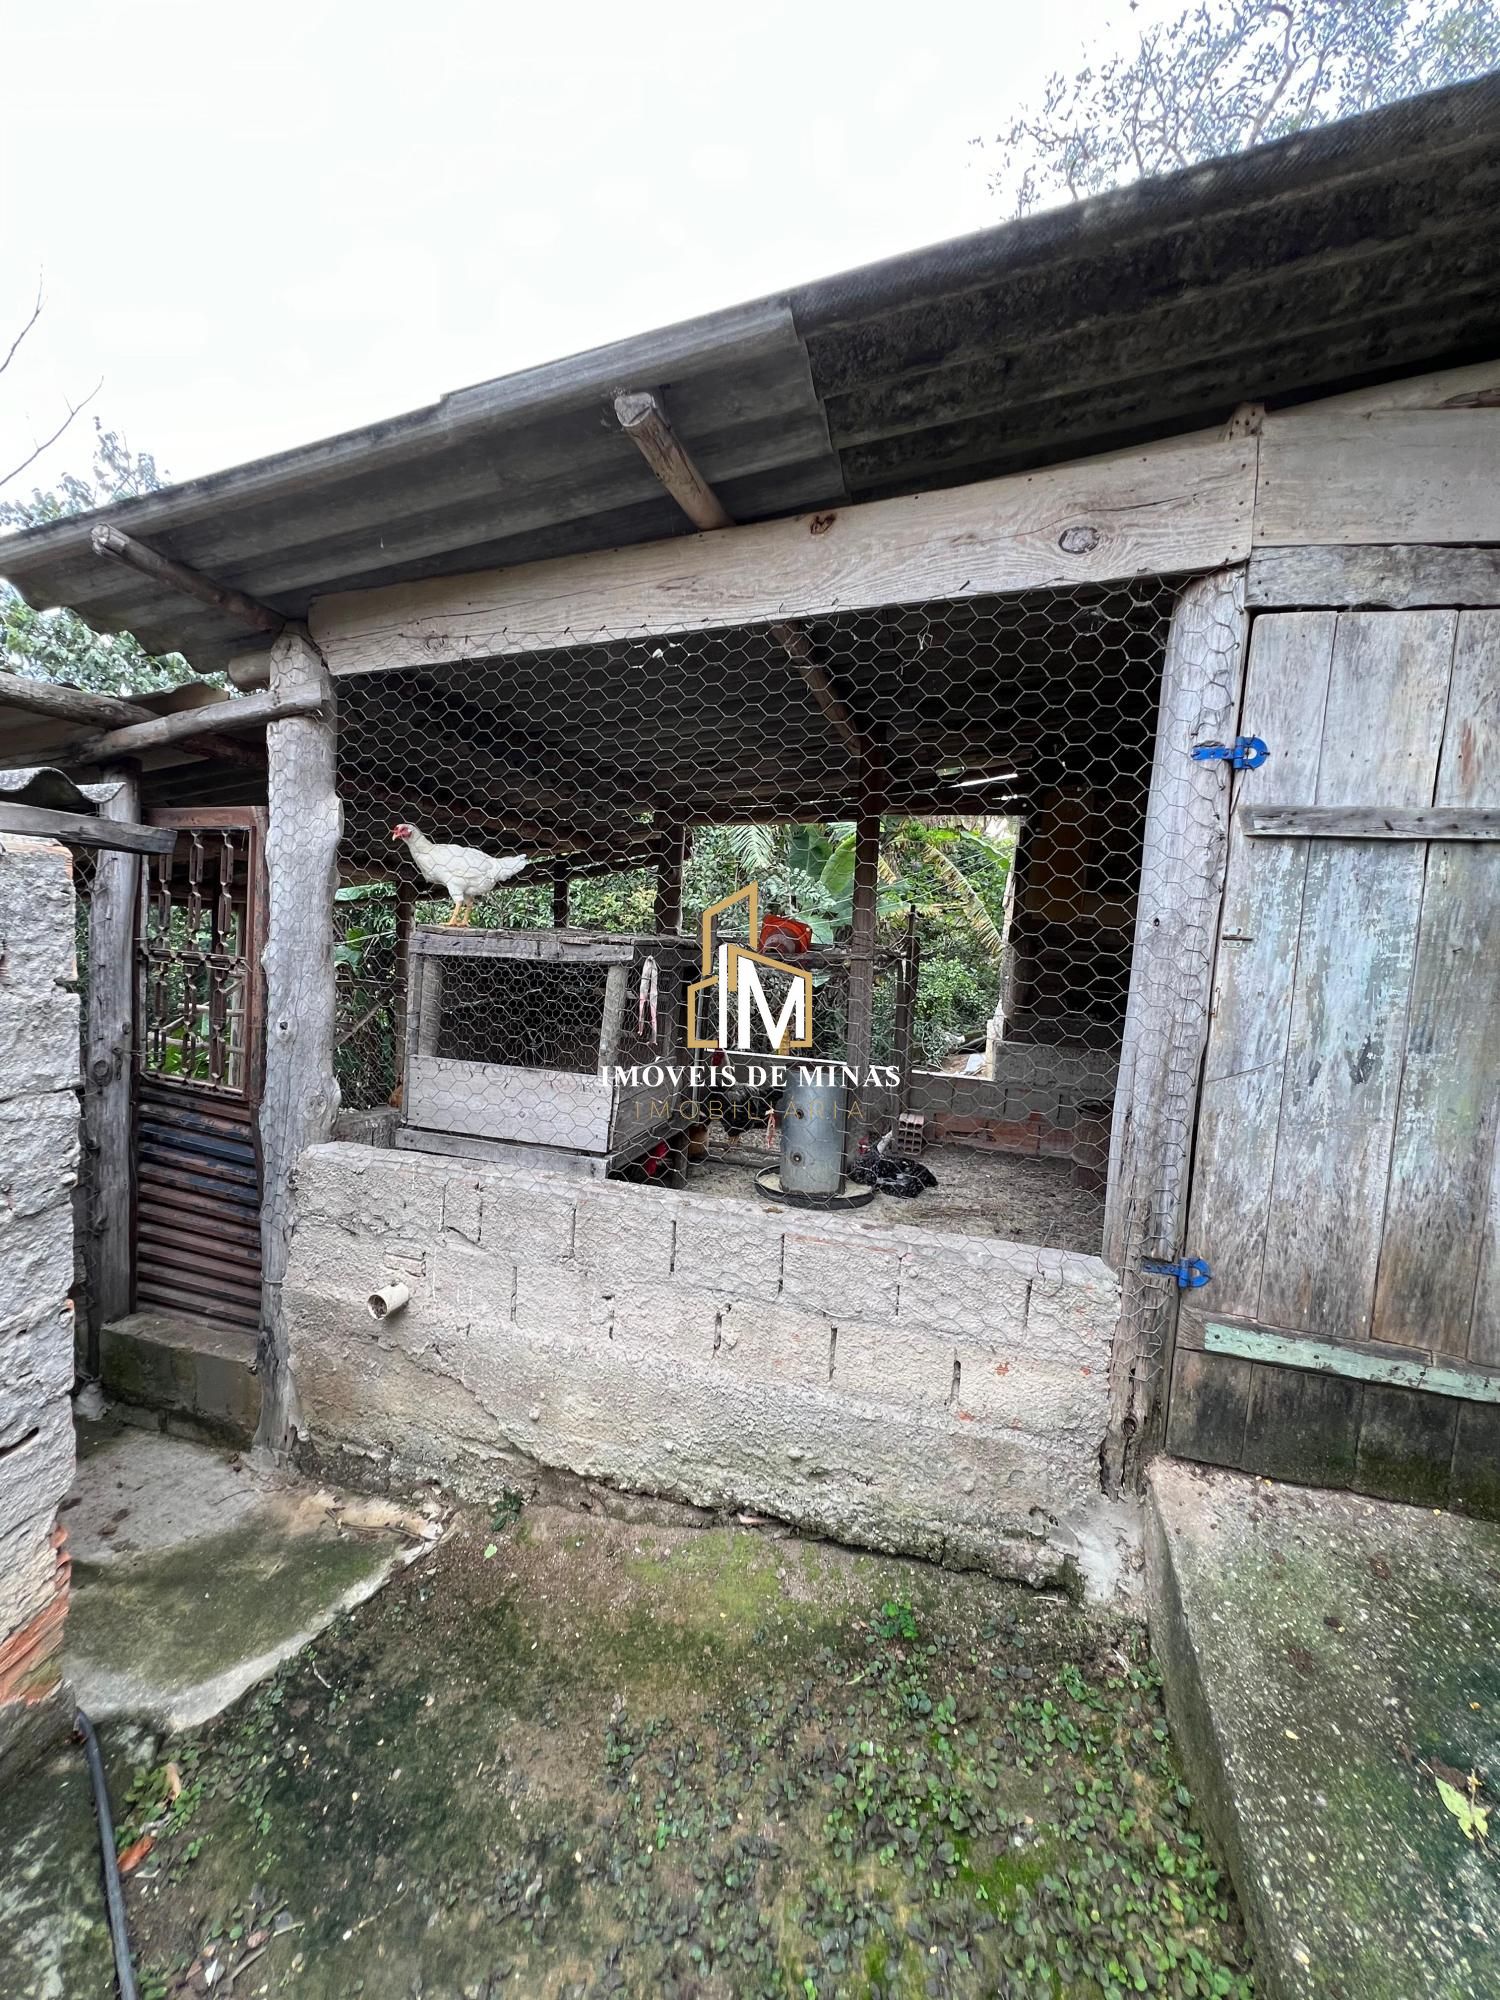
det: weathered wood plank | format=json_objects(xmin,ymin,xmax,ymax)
[
  {"xmin": 1259, "ymin": 612, "xmax": 1456, "ymax": 1343},
  {"xmin": 1164, "ymin": 1347, "xmax": 1250, "ymax": 1471},
  {"xmin": 311, "ymin": 431, "xmax": 1255, "ymax": 674},
  {"xmin": 1247, "ymin": 544, "xmax": 1500, "ymax": 610},
  {"xmin": 1241, "ymin": 1361, "xmax": 1363, "ymax": 1487},
  {"xmin": 0, "ymin": 801, "xmax": 177, "ymax": 853},
  {"xmin": 1450, "ymin": 1401, "xmax": 1500, "ymax": 1518},
  {"xmin": 1373, "ymin": 611, "xmax": 1500, "ymax": 1357},
  {"xmin": 255, "ymin": 632, "xmax": 341, "ymax": 1457},
  {"xmin": 1243, "ymin": 805, "xmax": 1500, "ymax": 840},
  {"xmin": 1354, "ymin": 1383, "xmax": 1458, "ymax": 1507},
  {"xmin": 1186, "ymin": 612, "xmax": 1335, "ymax": 1324},
  {"xmin": 1202, "ymin": 1320, "xmax": 1500, "ymax": 1403},
  {"xmin": 1102, "ymin": 567, "xmax": 1250, "ymax": 1494},
  {"xmin": 81, "ymin": 767, "xmax": 142, "ymax": 1356},
  {"xmin": 1255, "ymin": 410, "xmax": 1500, "ymax": 547}
]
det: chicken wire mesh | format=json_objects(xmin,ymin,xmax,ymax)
[{"xmin": 329, "ymin": 578, "xmax": 1182, "ymax": 1251}]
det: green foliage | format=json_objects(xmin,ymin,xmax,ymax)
[
  {"xmin": 0, "ymin": 418, "xmax": 199, "ymax": 694},
  {"xmin": 982, "ymin": 0, "xmax": 1500, "ymax": 213},
  {"xmin": 874, "ymin": 1596, "xmax": 921, "ymax": 1642}
]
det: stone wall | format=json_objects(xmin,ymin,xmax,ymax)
[
  {"xmin": 284, "ymin": 1143, "xmax": 1121, "ymax": 1586},
  {"xmin": 0, "ymin": 837, "xmax": 79, "ymax": 1771}
]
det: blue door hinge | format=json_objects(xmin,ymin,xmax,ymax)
[
  {"xmin": 1142, "ymin": 1255, "xmax": 1212, "ymax": 1289},
  {"xmin": 1192, "ymin": 735, "xmax": 1268, "ymax": 771}
]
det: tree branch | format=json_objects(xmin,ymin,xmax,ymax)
[
  {"xmin": 0, "ymin": 276, "xmax": 44, "ymax": 379},
  {"xmin": 0, "ymin": 377, "xmax": 102, "ymax": 493}
]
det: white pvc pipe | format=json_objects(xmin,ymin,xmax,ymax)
[{"xmin": 367, "ymin": 1282, "xmax": 410, "ymax": 1321}]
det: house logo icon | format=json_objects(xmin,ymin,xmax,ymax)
[{"xmin": 686, "ymin": 884, "xmax": 814, "ymax": 1054}]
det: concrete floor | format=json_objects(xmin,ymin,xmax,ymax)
[
  {"xmin": 1147, "ymin": 1459, "xmax": 1500, "ymax": 2000},
  {"xmin": 63, "ymin": 1420, "xmax": 438, "ymax": 1729},
  {"xmin": 688, "ymin": 1140, "xmax": 1106, "ymax": 1254}
]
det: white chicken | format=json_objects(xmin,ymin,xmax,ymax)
[{"xmin": 392, "ymin": 823, "xmax": 527, "ymax": 925}]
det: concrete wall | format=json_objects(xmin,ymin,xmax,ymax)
[
  {"xmin": 0, "ymin": 838, "xmax": 79, "ymax": 1771},
  {"xmin": 284, "ymin": 1143, "xmax": 1120, "ymax": 1586}
]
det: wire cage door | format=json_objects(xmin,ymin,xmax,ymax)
[{"xmin": 133, "ymin": 808, "xmax": 268, "ymax": 1334}]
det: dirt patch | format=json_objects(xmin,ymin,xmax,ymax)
[{"xmin": 43, "ymin": 1505, "xmax": 1250, "ymax": 1998}]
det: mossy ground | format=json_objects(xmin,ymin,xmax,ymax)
[{"xmin": 6, "ymin": 1505, "xmax": 1254, "ymax": 1999}]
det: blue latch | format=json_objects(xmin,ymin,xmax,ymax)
[
  {"xmin": 1142, "ymin": 1255, "xmax": 1212, "ymax": 1290},
  {"xmin": 1192, "ymin": 736, "xmax": 1268, "ymax": 771}
]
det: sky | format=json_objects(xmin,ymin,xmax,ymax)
[{"xmin": 0, "ymin": 0, "xmax": 1169, "ymax": 497}]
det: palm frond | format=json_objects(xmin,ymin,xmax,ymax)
[{"xmin": 723, "ymin": 824, "xmax": 778, "ymax": 875}]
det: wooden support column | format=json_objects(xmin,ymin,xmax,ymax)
[
  {"xmin": 392, "ymin": 877, "xmax": 418, "ymax": 1098},
  {"xmin": 81, "ymin": 765, "xmax": 142, "ymax": 1364},
  {"xmin": 845, "ymin": 766, "xmax": 883, "ymax": 1153},
  {"xmin": 255, "ymin": 630, "xmax": 341, "ymax": 1459},
  {"xmin": 653, "ymin": 821, "xmax": 687, "ymax": 934},
  {"xmin": 1101, "ymin": 567, "xmax": 1250, "ymax": 1495},
  {"xmin": 551, "ymin": 861, "xmax": 569, "ymax": 928}
]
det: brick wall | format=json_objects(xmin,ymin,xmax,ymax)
[
  {"xmin": 284, "ymin": 1143, "xmax": 1121, "ymax": 1585},
  {"xmin": 0, "ymin": 837, "xmax": 80, "ymax": 1771}
]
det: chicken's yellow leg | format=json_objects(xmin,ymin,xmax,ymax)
[{"xmin": 444, "ymin": 899, "xmax": 464, "ymax": 927}]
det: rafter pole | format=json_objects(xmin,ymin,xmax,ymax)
[
  {"xmin": 91, "ymin": 524, "xmax": 308, "ymax": 641},
  {"xmin": 613, "ymin": 386, "xmax": 862, "ymax": 766},
  {"xmin": 0, "ymin": 666, "xmax": 264, "ymax": 771},
  {"xmin": 61, "ymin": 686, "xmax": 323, "ymax": 765},
  {"xmin": 613, "ymin": 390, "xmax": 733, "ymax": 531}
]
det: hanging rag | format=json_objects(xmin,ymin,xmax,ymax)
[{"xmin": 637, "ymin": 955, "xmax": 660, "ymax": 1044}]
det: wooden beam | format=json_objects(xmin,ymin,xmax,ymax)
[
  {"xmin": 844, "ymin": 782, "xmax": 882, "ymax": 1158},
  {"xmin": 91, "ymin": 524, "xmax": 305, "ymax": 640},
  {"xmin": 226, "ymin": 650, "xmax": 273, "ymax": 691},
  {"xmin": 0, "ymin": 668, "xmax": 265, "ymax": 771},
  {"xmin": 0, "ymin": 667, "xmax": 153, "ymax": 730},
  {"xmin": 0, "ymin": 800, "xmax": 176, "ymax": 853},
  {"xmin": 1101, "ymin": 566, "xmax": 1250, "ymax": 1497},
  {"xmin": 1243, "ymin": 805, "xmax": 1500, "ymax": 841},
  {"xmin": 613, "ymin": 388, "xmax": 863, "ymax": 764},
  {"xmin": 1254, "ymin": 409, "xmax": 1500, "ymax": 547},
  {"xmin": 312, "ymin": 430, "xmax": 1255, "ymax": 675},
  {"xmin": 255, "ymin": 631, "xmax": 341, "ymax": 1458},
  {"xmin": 613, "ymin": 389, "xmax": 733, "ymax": 532},
  {"xmin": 653, "ymin": 819, "xmax": 687, "ymax": 934},
  {"xmin": 63, "ymin": 686, "xmax": 323, "ymax": 764},
  {"xmin": 1247, "ymin": 544, "xmax": 1500, "ymax": 610},
  {"xmin": 1200, "ymin": 1319, "xmax": 1500, "ymax": 1405},
  {"xmin": 81, "ymin": 765, "xmax": 142, "ymax": 1357},
  {"xmin": 770, "ymin": 622, "xmax": 863, "ymax": 762}
]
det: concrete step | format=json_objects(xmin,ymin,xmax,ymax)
[
  {"xmin": 1147, "ymin": 1458, "xmax": 1500, "ymax": 2000},
  {"xmin": 99, "ymin": 1312, "xmax": 260, "ymax": 1447}
]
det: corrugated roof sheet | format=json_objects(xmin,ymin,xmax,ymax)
[{"xmin": 3, "ymin": 72, "xmax": 1498, "ymax": 672}]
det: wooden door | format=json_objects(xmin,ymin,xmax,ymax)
[
  {"xmin": 1166, "ymin": 610, "xmax": 1500, "ymax": 1509},
  {"xmin": 133, "ymin": 809, "xmax": 268, "ymax": 1334}
]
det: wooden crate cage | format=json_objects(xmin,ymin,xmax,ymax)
[{"xmin": 398, "ymin": 926, "xmax": 698, "ymax": 1177}]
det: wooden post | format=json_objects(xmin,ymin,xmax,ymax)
[
  {"xmin": 81, "ymin": 764, "xmax": 142, "ymax": 1364},
  {"xmin": 551, "ymin": 861, "xmax": 569, "ymax": 928},
  {"xmin": 255, "ymin": 630, "xmax": 341, "ymax": 1458},
  {"xmin": 845, "ymin": 772, "xmax": 882, "ymax": 1153},
  {"xmin": 653, "ymin": 822, "xmax": 687, "ymax": 934},
  {"xmin": 1101, "ymin": 567, "xmax": 1249, "ymax": 1495},
  {"xmin": 392, "ymin": 877, "xmax": 417, "ymax": 1099}
]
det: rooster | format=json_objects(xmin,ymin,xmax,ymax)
[{"xmin": 392, "ymin": 823, "xmax": 527, "ymax": 925}]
